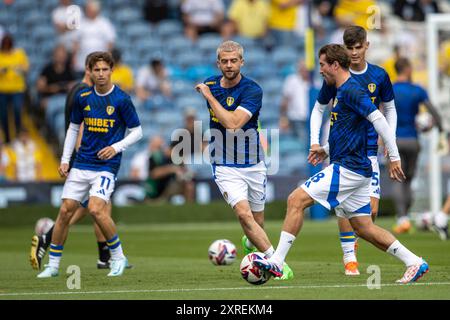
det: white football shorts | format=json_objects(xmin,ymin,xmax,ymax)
[
  {"xmin": 301, "ymin": 163, "xmax": 372, "ymax": 219},
  {"xmin": 61, "ymin": 168, "xmax": 116, "ymax": 203},
  {"xmin": 213, "ymin": 161, "xmax": 267, "ymax": 212},
  {"xmin": 369, "ymin": 155, "xmax": 380, "ymax": 199}
]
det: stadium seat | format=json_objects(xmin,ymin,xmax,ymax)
[
  {"xmin": 272, "ymin": 46, "xmax": 299, "ymax": 68},
  {"xmin": 172, "ymin": 80, "xmax": 195, "ymax": 98},
  {"xmin": 166, "ymin": 65, "xmax": 186, "ymax": 81},
  {"xmin": 260, "ymin": 78, "xmax": 284, "ymax": 96},
  {"xmin": 184, "ymin": 65, "xmax": 216, "ymax": 82},
  {"xmin": 165, "ymin": 35, "xmax": 195, "ymax": 57},
  {"xmin": 46, "ymin": 95, "xmax": 67, "ymax": 127},
  {"xmin": 124, "ymin": 23, "xmax": 153, "ymax": 42},
  {"xmin": 176, "ymin": 51, "xmax": 204, "ymax": 69},
  {"xmin": 175, "ymin": 95, "xmax": 205, "ymax": 111},
  {"xmin": 243, "ymin": 49, "xmax": 267, "ymax": 68},
  {"xmin": 197, "ymin": 33, "xmax": 223, "ymax": 53},
  {"xmin": 231, "ymin": 35, "xmax": 257, "ymax": 49},
  {"xmin": 155, "ymin": 20, "xmax": 184, "ymax": 38},
  {"xmin": 113, "ymin": 8, "xmax": 142, "ymax": 24}
]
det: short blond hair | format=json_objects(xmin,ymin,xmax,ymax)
[{"xmin": 216, "ymin": 41, "xmax": 244, "ymax": 60}]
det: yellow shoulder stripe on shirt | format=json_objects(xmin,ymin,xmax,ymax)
[{"xmin": 80, "ymin": 91, "xmax": 92, "ymax": 97}]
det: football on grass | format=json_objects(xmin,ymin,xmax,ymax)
[{"xmin": 208, "ymin": 239, "xmax": 237, "ymax": 265}]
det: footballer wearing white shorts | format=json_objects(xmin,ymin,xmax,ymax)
[
  {"xmin": 254, "ymin": 44, "xmax": 429, "ymax": 284},
  {"xmin": 196, "ymin": 40, "xmax": 293, "ymax": 280},
  {"xmin": 311, "ymin": 26, "xmax": 397, "ymax": 275},
  {"xmin": 37, "ymin": 52, "xmax": 142, "ymax": 278}
]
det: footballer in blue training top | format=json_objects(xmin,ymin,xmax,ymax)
[
  {"xmin": 309, "ymin": 26, "xmax": 397, "ymax": 276},
  {"xmin": 253, "ymin": 44, "xmax": 429, "ymax": 286},
  {"xmin": 195, "ymin": 40, "xmax": 294, "ymax": 280},
  {"xmin": 37, "ymin": 52, "xmax": 142, "ymax": 279}
]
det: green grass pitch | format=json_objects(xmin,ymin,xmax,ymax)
[{"xmin": 0, "ymin": 203, "xmax": 449, "ymax": 300}]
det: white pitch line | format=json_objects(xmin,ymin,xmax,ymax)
[{"xmin": 1, "ymin": 282, "xmax": 450, "ymax": 297}]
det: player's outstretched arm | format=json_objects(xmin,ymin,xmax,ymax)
[
  {"xmin": 367, "ymin": 110, "xmax": 406, "ymax": 182},
  {"xmin": 195, "ymin": 83, "xmax": 251, "ymax": 130}
]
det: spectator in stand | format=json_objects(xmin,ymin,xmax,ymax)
[
  {"xmin": 268, "ymin": 0, "xmax": 305, "ymax": 47},
  {"xmin": 52, "ymin": 0, "xmax": 81, "ymax": 52},
  {"xmin": 181, "ymin": 0, "xmax": 225, "ymax": 41},
  {"xmin": 72, "ymin": 0, "xmax": 116, "ymax": 76},
  {"xmin": 280, "ymin": 59, "xmax": 311, "ymax": 144},
  {"xmin": 10, "ymin": 128, "xmax": 43, "ymax": 182},
  {"xmin": 111, "ymin": 48, "xmax": 134, "ymax": 94},
  {"xmin": 37, "ymin": 45, "xmax": 76, "ymax": 110},
  {"xmin": 143, "ymin": 0, "xmax": 169, "ymax": 24},
  {"xmin": 223, "ymin": 0, "xmax": 270, "ymax": 40},
  {"xmin": 393, "ymin": 0, "xmax": 440, "ymax": 22},
  {"xmin": 129, "ymin": 135, "xmax": 164, "ymax": 181},
  {"xmin": 145, "ymin": 140, "xmax": 195, "ymax": 203},
  {"xmin": 334, "ymin": 0, "xmax": 377, "ymax": 28},
  {"xmin": 0, "ymin": 34, "xmax": 29, "ymax": 144},
  {"xmin": 136, "ymin": 58, "xmax": 172, "ymax": 107}
]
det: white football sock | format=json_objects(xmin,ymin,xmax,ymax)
[
  {"xmin": 434, "ymin": 211, "xmax": 449, "ymax": 228},
  {"xmin": 270, "ymin": 231, "xmax": 296, "ymax": 266},
  {"xmin": 386, "ymin": 240, "xmax": 422, "ymax": 267},
  {"xmin": 264, "ymin": 246, "xmax": 275, "ymax": 258}
]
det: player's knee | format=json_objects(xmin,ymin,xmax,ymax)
[
  {"xmin": 59, "ymin": 205, "xmax": 75, "ymax": 224},
  {"xmin": 237, "ymin": 210, "xmax": 254, "ymax": 227},
  {"xmin": 287, "ymin": 190, "xmax": 305, "ymax": 211},
  {"xmin": 88, "ymin": 205, "xmax": 104, "ymax": 219}
]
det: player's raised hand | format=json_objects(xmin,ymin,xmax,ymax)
[
  {"xmin": 97, "ymin": 146, "xmax": 117, "ymax": 160},
  {"xmin": 308, "ymin": 144, "xmax": 328, "ymax": 166},
  {"xmin": 389, "ymin": 160, "xmax": 406, "ymax": 182},
  {"xmin": 195, "ymin": 83, "xmax": 211, "ymax": 98},
  {"xmin": 58, "ymin": 163, "xmax": 69, "ymax": 178}
]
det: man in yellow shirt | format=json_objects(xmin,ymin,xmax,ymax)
[
  {"xmin": 334, "ymin": 0, "xmax": 377, "ymax": 28},
  {"xmin": 226, "ymin": 0, "xmax": 270, "ymax": 40},
  {"xmin": 0, "ymin": 34, "xmax": 29, "ymax": 143},
  {"xmin": 111, "ymin": 49, "xmax": 134, "ymax": 94},
  {"xmin": 268, "ymin": 0, "xmax": 304, "ymax": 46}
]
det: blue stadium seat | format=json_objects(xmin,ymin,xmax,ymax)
[
  {"xmin": 197, "ymin": 33, "xmax": 223, "ymax": 53},
  {"xmin": 31, "ymin": 25, "xmax": 56, "ymax": 42},
  {"xmin": 260, "ymin": 78, "xmax": 283, "ymax": 96},
  {"xmin": 46, "ymin": 95, "xmax": 67, "ymax": 127},
  {"xmin": 184, "ymin": 65, "xmax": 216, "ymax": 82},
  {"xmin": 243, "ymin": 49, "xmax": 267, "ymax": 68},
  {"xmin": 272, "ymin": 46, "xmax": 299, "ymax": 68},
  {"xmin": 113, "ymin": 8, "xmax": 142, "ymax": 24},
  {"xmin": 231, "ymin": 35, "xmax": 257, "ymax": 49},
  {"xmin": 165, "ymin": 35, "xmax": 195, "ymax": 57},
  {"xmin": 155, "ymin": 20, "xmax": 184, "ymax": 38},
  {"xmin": 167, "ymin": 65, "xmax": 186, "ymax": 81},
  {"xmin": 142, "ymin": 95, "xmax": 174, "ymax": 111},
  {"xmin": 124, "ymin": 23, "xmax": 154, "ymax": 41},
  {"xmin": 176, "ymin": 51, "xmax": 204, "ymax": 69},
  {"xmin": 172, "ymin": 80, "xmax": 195, "ymax": 98},
  {"xmin": 175, "ymin": 95, "xmax": 205, "ymax": 110}
]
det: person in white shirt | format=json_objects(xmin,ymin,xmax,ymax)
[
  {"xmin": 52, "ymin": 0, "xmax": 82, "ymax": 52},
  {"xmin": 135, "ymin": 59, "xmax": 172, "ymax": 104},
  {"xmin": 72, "ymin": 0, "xmax": 116, "ymax": 74},
  {"xmin": 11, "ymin": 129, "xmax": 42, "ymax": 182},
  {"xmin": 280, "ymin": 59, "xmax": 311, "ymax": 144},
  {"xmin": 181, "ymin": 0, "xmax": 225, "ymax": 41}
]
